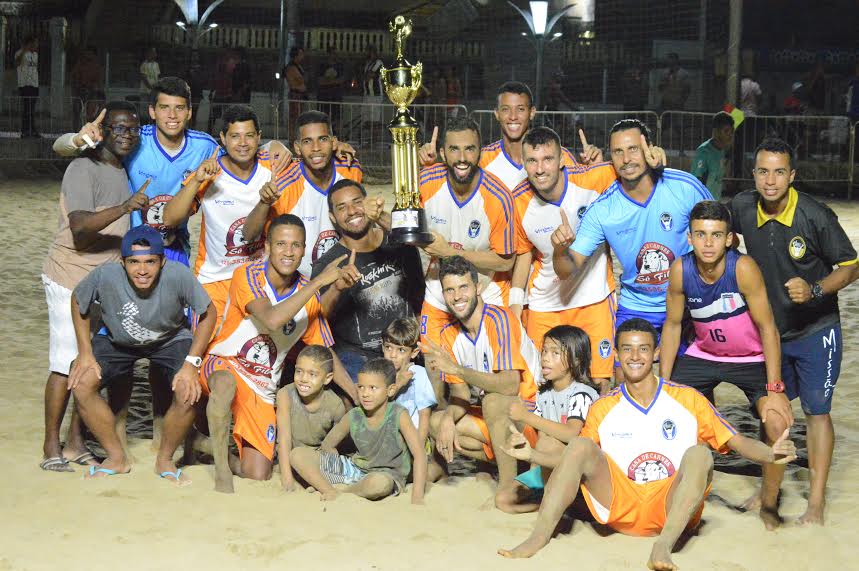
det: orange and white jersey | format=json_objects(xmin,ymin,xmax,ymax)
[
  {"xmin": 513, "ymin": 163, "xmax": 617, "ymax": 312},
  {"xmin": 419, "ymin": 165, "xmax": 515, "ymax": 310},
  {"xmin": 480, "ymin": 139, "xmax": 582, "ymax": 191},
  {"xmin": 269, "ymin": 158, "xmax": 363, "ymax": 276},
  {"xmin": 581, "ymin": 379, "xmax": 737, "ymax": 484},
  {"xmin": 206, "ymin": 260, "xmax": 334, "ymax": 403},
  {"xmin": 188, "ymin": 154, "xmax": 272, "ymax": 284},
  {"xmin": 439, "ymin": 303, "xmax": 539, "ymax": 406}
]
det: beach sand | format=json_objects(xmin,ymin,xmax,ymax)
[{"xmin": 1, "ymin": 178, "xmax": 858, "ymax": 571}]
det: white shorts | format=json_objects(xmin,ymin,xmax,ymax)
[{"xmin": 42, "ymin": 274, "xmax": 78, "ymax": 375}]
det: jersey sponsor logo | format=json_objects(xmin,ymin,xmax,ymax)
[
  {"xmin": 143, "ymin": 195, "xmax": 178, "ymax": 245},
  {"xmin": 468, "ymin": 219, "xmax": 481, "ymax": 239},
  {"xmin": 215, "ymin": 199, "xmax": 236, "ymax": 206},
  {"xmin": 627, "ymin": 452, "xmax": 676, "ymax": 482},
  {"xmin": 430, "ymin": 215, "xmax": 448, "ymax": 225},
  {"xmin": 687, "ymin": 297, "xmax": 703, "ymax": 303},
  {"xmin": 598, "ymin": 338, "xmax": 612, "ymax": 359},
  {"xmin": 283, "ymin": 319, "xmax": 297, "ymax": 336},
  {"xmin": 534, "ymin": 225, "xmax": 554, "ymax": 234},
  {"xmin": 577, "ymin": 206, "xmax": 587, "ymax": 220},
  {"xmin": 237, "ymin": 334, "xmax": 277, "ymax": 378},
  {"xmin": 266, "ymin": 424, "xmax": 276, "ymax": 443},
  {"xmin": 659, "ymin": 212, "xmax": 673, "ymax": 231},
  {"xmin": 313, "ymin": 230, "xmax": 339, "ymax": 263},
  {"xmin": 720, "ymin": 292, "xmax": 737, "ymax": 312},
  {"xmin": 225, "ymin": 217, "xmax": 265, "ymax": 257},
  {"xmin": 661, "ymin": 419, "xmax": 677, "ymax": 440},
  {"xmin": 137, "ymin": 169, "xmax": 158, "ymax": 182},
  {"xmin": 634, "ymin": 242, "xmax": 675, "ymax": 285},
  {"xmin": 788, "ymin": 236, "xmax": 806, "ymax": 260}
]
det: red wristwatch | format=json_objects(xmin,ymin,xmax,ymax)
[{"xmin": 766, "ymin": 380, "xmax": 785, "ymax": 393}]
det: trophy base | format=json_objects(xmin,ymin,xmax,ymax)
[{"xmin": 389, "ymin": 228, "xmax": 434, "ymax": 247}]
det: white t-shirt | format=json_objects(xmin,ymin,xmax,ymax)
[
  {"xmin": 16, "ymin": 49, "xmax": 38, "ymax": 87},
  {"xmin": 140, "ymin": 60, "xmax": 160, "ymax": 92},
  {"xmin": 534, "ymin": 381, "xmax": 598, "ymax": 424},
  {"xmin": 393, "ymin": 364, "xmax": 437, "ymax": 429}
]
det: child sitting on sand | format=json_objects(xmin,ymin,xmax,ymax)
[
  {"xmin": 381, "ymin": 318, "xmax": 437, "ymax": 451},
  {"xmin": 290, "ymin": 358, "xmax": 427, "ymax": 504},
  {"xmin": 496, "ymin": 325, "xmax": 600, "ymax": 513},
  {"xmin": 275, "ymin": 345, "xmax": 347, "ymax": 492}
]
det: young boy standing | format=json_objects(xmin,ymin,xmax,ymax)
[
  {"xmin": 382, "ymin": 318, "xmax": 437, "ymax": 451},
  {"xmin": 275, "ymin": 345, "xmax": 347, "ymax": 492},
  {"xmin": 290, "ymin": 358, "xmax": 427, "ymax": 504}
]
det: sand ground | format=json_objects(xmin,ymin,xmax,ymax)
[{"xmin": 1, "ymin": 179, "xmax": 858, "ymax": 571}]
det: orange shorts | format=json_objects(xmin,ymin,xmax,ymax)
[
  {"xmin": 201, "ymin": 279, "xmax": 231, "ymax": 323},
  {"xmin": 466, "ymin": 405, "xmax": 538, "ymax": 461},
  {"xmin": 580, "ymin": 455, "xmax": 708, "ymax": 537},
  {"xmin": 199, "ymin": 355, "xmax": 277, "ymax": 461},
  {"xmin": 420, "ymin": 301, "xmax": 454, "ymax": 346},
  {"xmin": 524, "ymin": 293, "xmax": 617, "ymax": 379}
]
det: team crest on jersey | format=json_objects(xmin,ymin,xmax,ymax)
[
  {"xmin": 226, "ymin": 217, "xmax": 264, "ymax": 257},
  {"xmin": 634, "ymin": 242, "xmax": 675, "ymax": 285},
  {"xmin": 661, "ymin": 419, "xmax": 677, "ymax": 440},
  {"xmin": 788, "ymin": 236, "xmax": 806, "ymax": 260},
  {"xmin": 468, "ymin": 219, "xmax": 481, "ymax": 239},
  {"xmin": 659, "ymin": 212, "xmax": 673, "ymax": 231},
  {"xmin": 598, "ymin": 339, "xmax": 612, "ymax": 359},
  {"xmin": 266, "ymin": 424, "xmax": 276, "ymax": 443},
  {"xmin": 628, "ymin": 452, "xmax": 676, "ymax": 482},
  {"xmin": 577, "ymin": 206, "xmax": 587, "ymax": 220},
  {"xmin": 283, "ymin": 319, "xmax": 297, "ymax": 336},
  {"xmin": 720, "ymin": 292, "xmax": 738, "ymax": 312},
  {"xmin": 313, "ymin": 230, "xmax": 339, "ymax": 263},
  {"xmin": 237, "ymin": 334, "xmax": 277, "ymax": 377}
]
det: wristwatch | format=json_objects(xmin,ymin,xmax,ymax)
[
  {"xmin": 811, "ymin": 282, "xmax": 824, "ymax": 300},
  {"xmin": 185, "ymin": 355, "xmax": 203, "ymax": 368},
  {"xmin": 765, "ymin": 380, "xmax": 785, "ymax": 393}
]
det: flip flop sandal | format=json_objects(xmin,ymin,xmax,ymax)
[
  {"xmin": 66, "ymin": 450, "xmax": 98, "ymax": 465},
  {"xmin": 40, "ymin": 457, "xmax": 74, "ymax": 473}
]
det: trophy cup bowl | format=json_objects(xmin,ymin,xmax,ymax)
[{"xmin": 382, "ymin": 17, "xmax": 434, "ymax": 247}]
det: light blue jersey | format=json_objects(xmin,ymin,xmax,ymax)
[
  {"xmin": 127, "ymin": 124, "xmax": 219, "ymax": 262},
  {"xmin": 572, "ymin": 168, "xmax": 712, "ymax": 313}
]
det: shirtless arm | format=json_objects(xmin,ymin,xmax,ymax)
[
  {"xmin": 399, "ymin": 409, "xmax": 427, "ymax": 504},
  {"xmin": 509, "ymin": 250, "xmax": 533, "ymax": 319},
  {"xmin": 275, "ymin": 388, "xmax": 297, "ymax": 491},
  {"xmin": 319, "ymin": 414, "xmax": 351, "ymax": 452},
  {"xmin": 659, "ymin": 259, "xmax": 685, "ymax": 379}
]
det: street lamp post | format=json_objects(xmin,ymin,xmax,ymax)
[{"xmin": 508, "ymin": 1, "xmax": 574, "ymax": 109}]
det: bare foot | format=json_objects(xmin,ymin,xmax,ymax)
[
  {"xmin": 155, "ymin": 460, "xmax": 192, "ymax": 487},
  {"xmin": 214, "ymin": 471, "xmax": 234, "ymax": 494},
  {"xmin": 647, "ymin": 542, "xmax": 678, "ymax": 570},
  {"xmin": 320, "ymin": 490, "xmax": 340, "ymax": 501},
  {"xmin": 797, "ymin": 502, "xmax": 825, "ymax": 526},
  {"xmin": 497, "ymin": 534, "xmax": 549, "ymax": 559},
  {"xmin": 84, "ymin": 459, "xmax": 131, "ymax": 479},
  {"xmin": 150, "ymin": 417, "xmax": 164, "ymax": 452},
  {"xmin": 760, "ymin": 505, "xmax": 783, "ymax": 530}
]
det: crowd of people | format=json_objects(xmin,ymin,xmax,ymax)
[{"xmin": 37, "ymin": 74, "xmax": 857, "ymax": 570}]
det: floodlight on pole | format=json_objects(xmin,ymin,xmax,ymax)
[{"xmin": 509, "ymin": 0, "xmax": 575, "ymax": 108}]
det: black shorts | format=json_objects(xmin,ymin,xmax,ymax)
[
  {"xmin": 671, "ymin": 355, "xmax": 767, "ymax": 406},
  {"xmin": 91, "ymin": 334, "xmax": 191, "ymax": 387}
]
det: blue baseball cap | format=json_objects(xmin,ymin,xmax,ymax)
[{"xmin": 121, "ymin": 225, "xmax": 165, "ymax": 257}]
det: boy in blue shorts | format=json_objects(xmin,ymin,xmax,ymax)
[
  {"xmin": 290, "ymin": 358, "xmax": 427, "ymax": 504},
  {"xmin": 381, "ymin": 317, "xmax": 437, "ymax": 454}
]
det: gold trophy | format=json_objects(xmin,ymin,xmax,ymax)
[{"xmin": 381, "ymin": 16, "xmax": 433, "ymax": 246}]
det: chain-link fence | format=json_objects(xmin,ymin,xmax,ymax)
[{"xmin": 0, "ymin": 96, "xmax": 84, "ymax": 161}]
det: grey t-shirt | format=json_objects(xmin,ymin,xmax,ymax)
[
  {"xmin": 74, "ymin": 260, "xmax": 210, "ymax": 347},
  {"xmin": 534, "ymin": 381, "xmax": 599, "ymax": 424}
]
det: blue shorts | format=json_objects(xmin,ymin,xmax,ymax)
[
  {"xmin": 781, "ymin": 324, "xmax": 841, "ymax": 415},
  {"xmin": 164, "ymin": 245, "xmax": 190, "ymax": 266},
  {"xmin": 337, "ymin": 349, "xmax": 370, "ymax": 383}
]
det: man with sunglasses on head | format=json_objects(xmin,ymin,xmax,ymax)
[{"xmin": 40, "ymin": 101, "xmax": 149, "ymax": 473}]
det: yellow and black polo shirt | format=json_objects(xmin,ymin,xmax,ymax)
[{"xmin": 730, "ymin": 187, "xmax": 857, "ymax": 341}]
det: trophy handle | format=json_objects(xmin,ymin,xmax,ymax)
[
  {"xmin": 411, "ymin": 62, "xmax": 423, "ymax": 96},
  {"xmin": 380, "ymin": 65, "xmax": 389, "ymax": 94}
]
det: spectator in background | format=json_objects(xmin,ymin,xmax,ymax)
[
  {"xmin": 847, "ymin": 62, "xmax": 859, "ymax": 122},
  {"xmin": 15, "ymin": 35, "xmax": 39, "ymax": 138},
  {"xmin": 691, "ymin": 111, "xmax": 735, "ymax": 201},
  {"xmin": 740, "ymin": 73, "xmax": 763, "ymax": 116},
  {"xmin": 622, "ymin": 64, "xmax": 649, "ymax": 111},
  {"xmin": 209, "ymin": 49, "xmax": 239, "ymax": 133},
  {"xmin": 232, "ymin": 48, "xmax": 252, "ymax": 104},
  {"xmin": 139, "ymin": 47, "xmax": 160, "ymax": 98},
  {"xmin": 431, "ymin": 70, "xmax": 447, "ymax": 104},
  {"xmin": 658, "ymin": 53, "xmax": 691, "ymax": 111},
  {"xmin": 784, "ymin": 82, "xmax": 805, "ymax": 115},
  {"xmin": 444, "ymin": 66, "xmax": 463, "ymax": 106},
  {"xmin": 317, "ymin": 45, "xmax": 344, "ymax": 103},
  {"xmin": 285, "ymin": 46, "xmax": 308, "ymax": 135},
  {"xmin": 807, "ymin": 59, "xmax": 827, "ymax": 115},
  {"xmin": 362, "ymin": 45, "xmax": 384, "ymax": 97},
  {"xmin": 70, "ymin": 47, "xmax": 104, "ymax": 123}
]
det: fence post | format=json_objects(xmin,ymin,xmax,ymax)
[
  {"xmin": 849, "ymin": 121, "xmax": 856, "ymax": 200},
  {"xmin": 0, "ymin": 17, "xmax": 6, "ymax": 102},
  {"xmin": 49, "ymin": 18, "xmax": 68, "ymax": 125}
]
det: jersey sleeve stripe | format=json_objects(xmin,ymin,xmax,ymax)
[
  {"xmin": 245, "ymin": 263, "xmax": 265, "ymax": 299},
  {"xmin": 482, "ymin": 178, "xmax": 515, "ymax": 253},
  {"xmin": 662, "ymin": 169, "xmax": 713, "ymax": 200},
  {"xmin": 485, "ymin": 306, "xmax": 512, "ymax": 369}
]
